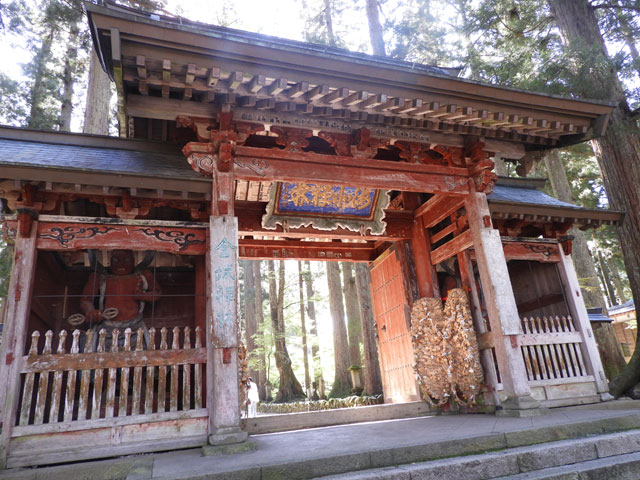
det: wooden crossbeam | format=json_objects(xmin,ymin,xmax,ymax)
[
  {"xmin": 233, "ymin": 145, "xmax": 470, "ymax": 194},
  {"xmin": 342, "ymin": 90, "xmax": 368, "ymax": 107},
  {"xmin": 377, "ymin": 97, "xmax": 404, "ymax": 112},
  {"xmin": 238, "ymin": 239, "xmax": 375, "ymax": 262},
  {"xmin": 162, "ymin": 59, "xmax": 171, "ymax": 82},
  {"xmin": 248, "ymin": 74, "xmax": 266, "ymax": 93},
  {"xmin": 136, "ymin": 55, "xmax": 146, "ymax": 79},
  {"xmin": 320, "ymin": 87, "xmax": 349, "ymax": 104},
  {"xmin": 235, "ymin": 203, "xmax": 413, "ymax": 241},
  {"xmin": 283, "ymin": 81, "xmax": 309, "ymax": 98},
  {"xmin": 227, "ymin": 71, "xmax": 243, "ymax": 91},
  {"xmin": 207, "ymin": 67, "xmax": 220, "ymax": 87},
  {"xmin": 360, "ymin": 93, "xmax": 387, "ymax": 109},
  {"xmin": 305, "ymin": 84, "xmax": 329, "ymax": 101},
  {"xmin": 266, "ymin": 78, "xmax": 288, "ymax": 96},
  {"xmin": 425, "ymin": 104, "xmax": 457, "ymax": 118},
  {"xmin": 430, "ymin": 229, "xmax": 473, "ymax": 265},
  {"xmin": 256, "ymin": 98, "xmax": 275, "ymax": 110},
  {"xmin": 185, "ymin": 64, "xmax": 196, "ymax": 85},
  {"xmin": 393, "ymin": 99, "xmax": 422, "ymax": 114},
  {"xmin": 414, "ymin": 195, "xmax": 465, "ymax": 228}
]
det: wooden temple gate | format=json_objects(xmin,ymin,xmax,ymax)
[{"xmin": 0, "ymin": 1, "xmax": 622, "ymax": 468}]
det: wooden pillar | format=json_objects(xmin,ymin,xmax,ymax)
[
  {"xmin": 405, "ymin": 193, "xmax": 440, "ymax": 299},
  {"xmin": 458, "ymin": 250, "xmax": 500, "ymax": 406},
  {"xmin": 557, "ymin": 249, "xmax": 609, "ymax": 394},
  {"xmin": 207, "ymin": 215, "xmax": 247, "ymax": 445},
  {"xmin": 465, "ymin": 192, "xmax": 538, "ymax": 413},
  {"xmin": 0, "ymin": 219, "xmax": 38, "ymax": 466}
]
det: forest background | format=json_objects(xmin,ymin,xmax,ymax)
[{"xmin": 0, "ymin": 0, "xmax": 639, "ymax": 401}]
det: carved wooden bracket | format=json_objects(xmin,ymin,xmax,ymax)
[
  {"xmin": 234, "ymin": 121, "xmax": 265, "ymax": 145},
  {"xmin": 394, "ymin": 141, "xmax": 438, "ymax": 164},
  {"xmin": 176, "ymin": 115, "xmax": 216, "ymax": 142},
  {"xmin": 473, "ymin": 169, "xmax": 498, "ymax": 194},
  {"xmin": 104, "ymin": 193, "xmax": 152, "ymax": 219},
  {"xmin": 558, "ymin": 235, "xmax": 574, "ymax": 255},
  {"xmin": 16, "ymin": 208, "xmax": 38, "ymax": 237},
  {"xmin": 271, "ymin": 126, "xmax": 312, "ymax": 152},
  {"xmin": 317, "ymin": 131, "xmax": 352, "ymax": 156},
  {"xmin": 350, "ymin": 128, "xmax": 388, "ymax": 158},
  {"xmin": 433, "ymin": 145, "xmax": 466, "ymax": 167}
]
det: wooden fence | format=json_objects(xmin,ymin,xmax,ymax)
[
  {"xmin": 16, "ymin": 326, "xmax": 205, "ymax": 427},
  {"xmin": 519, "ymin": 315, "xmax": 589, "ymax": 382}
]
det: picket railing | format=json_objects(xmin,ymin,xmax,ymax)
[
  {"xmin": 17, "ymin": 326, "xmax": 205, "ymax": 427},
  {"xmin": 519, "ymin": 316, "xmax": 589, "ymax": 382}
]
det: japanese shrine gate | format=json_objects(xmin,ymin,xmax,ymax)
[{"xmin": 0, "ymin": 1, "xmax": 624, "ymax": 468}]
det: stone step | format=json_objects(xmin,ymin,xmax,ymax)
[
  {"xmin": 313, "ymin": 429, "xmax": 640, "ymax": 480},
  {"xmin": 494, "ymin": 451, "xmax": 640, "ymax": 479}
]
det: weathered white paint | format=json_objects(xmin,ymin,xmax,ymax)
[
  {"xmin": 556, "ymin": 249, "xmax": 609, "ymax": 393},
  {"xmin": 465, "ymin": 192, "xmax": 533, "ymax": 403},
  {"xmin": 0, "ymin": 222, "xmax": 38, "ymax": 467}
]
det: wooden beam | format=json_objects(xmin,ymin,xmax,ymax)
[
  {"xmin": 238, "ymin": 239, "xmax": 375, "ymax": 262},
  {"xmin": 35, "ymin": 222, "xmax": 206, "ymax": 254},
  {"xmin": 232, "ymin": 145, "xmax": 470, "ymax": 194},
  {"xmin": 127, "ymin": 94, "xmax": 216, "ymax": 120},
  {"xmin": 236, "ymin": 203, "xmax": 413, "ymax": 241},
  {"xmin": 430, "ymin": 229, "xmax": 472, "ymax": 265},
  {"xmin": 414, "ymin": 195, "xmax": 465, "ymax": 228}
]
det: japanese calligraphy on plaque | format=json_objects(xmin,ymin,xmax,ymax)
[{"xmin": 262, "ymin": 182, "xmax": 390, "ymax": 235}]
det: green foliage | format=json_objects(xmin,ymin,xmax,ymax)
[
  {"xmin": 0, "ymin": 237, "xmax": 12, "ymax": 299},
  {"xmin": 301, "ymin": 0, "xmax": 349, "ymax": 48},
  {"xmin": 0, "ymin": 0, "xmax": 30, "ymax": 33},
  {"xmin": 384, "ymin": 0, "xmax": 460, "ymax": 66},
  {"xmin": 0, "ymin": 72, "xmax": 28, "ymax": 125}
]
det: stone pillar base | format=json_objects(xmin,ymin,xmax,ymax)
[
  {"xmin": 496, "ymin": 395, "xmax": 544, "ymax": 417},
  {"xmin": 208, "ymin": 427, "xmax": 248, "ymax": 446}
]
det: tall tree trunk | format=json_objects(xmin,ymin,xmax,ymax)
[
  {"xmin": 607, "ymin": 257, "xmax": 628, "ymax": 304},
  {"xmin": 355, "ymin": 263, "xmax": 383, "ymax": 395},
  {"xmin": 59, "ymin": 21, "xmax": 80, "ymax": 132},
  {"xmin": 268, "ymin": 261, "xmax": 304, "ymax": 402},
  {"xmin": 252, "ymin": 261, "xmax": 268, "ymax": 400},
  {"xmin": 548, "ymin": 0, "xmax": 640, "ymax": 396},
  {"xmin": 543, "ymin": 149, "xmax": 626, "ymax": 379},
  {"xmin": 597, "ymin": 249, "xmax": 617, "ymax": 306},
  {"xmin": 342, "ymin": 262, "xmax": 363, "ymax": 388},
  {"xmin": 298, "ymin": 262, "xmax": 311, "ymax": 396},
  {"xmin": 365, "ymin": 0, "xmax": 385, "ymax": 56},
  {"xmin": 322, "ymin": 0, "xmax": 337, "ymax": 47},
  {"xmin": 304, "ymin": 261, "xmax": 324, "ymax": 399},
  {"xmin": 544, "ymin": 149, "xmax": 606, "ymax": 309},
  {"xmin": 327, "ymin": 262, "xmax": 352, "ymax": 397},
  {"xmin": 27, "ymin": 27, "xmax": 55, "ymax": 129},
  {"xmin": 83, "ymin": 50, "xmax": 112, "ymax": 135},
  {"xmin": 242, "ymin": 260, "xmax": 260, "ymax": 387}
]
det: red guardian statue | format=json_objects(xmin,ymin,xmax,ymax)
[{"xmin": 81, "ymin": 250, "xmax": 161, "ymax": 349}]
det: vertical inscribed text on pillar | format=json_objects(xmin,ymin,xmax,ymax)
[{"xmin": 209, "ymin": 217, "xmax": 239, "ymax": 347}]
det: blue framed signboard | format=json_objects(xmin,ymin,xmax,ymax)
[{"xmin": 262, "ymin": 182, "xmax": 390, "ymax": 235}]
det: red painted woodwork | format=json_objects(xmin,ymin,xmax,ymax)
[
  {"xmin": 238, "ymin": 239, "xmax": 374, "ymax": 262},
  {"xmin": 232, "ymin": 145, "xmax": 471, "ymax": 194},
  {"xmin": 369, "ymin": 246, "xmax": 420, "ymax": 403},
  {"xmin": 35, "ymin": 222, "xmax": 207, "ymax": 255}
]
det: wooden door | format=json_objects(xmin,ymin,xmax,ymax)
[{"xmin": 370, "ymin": 245, "xmax": 420, "ymax": 403}]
